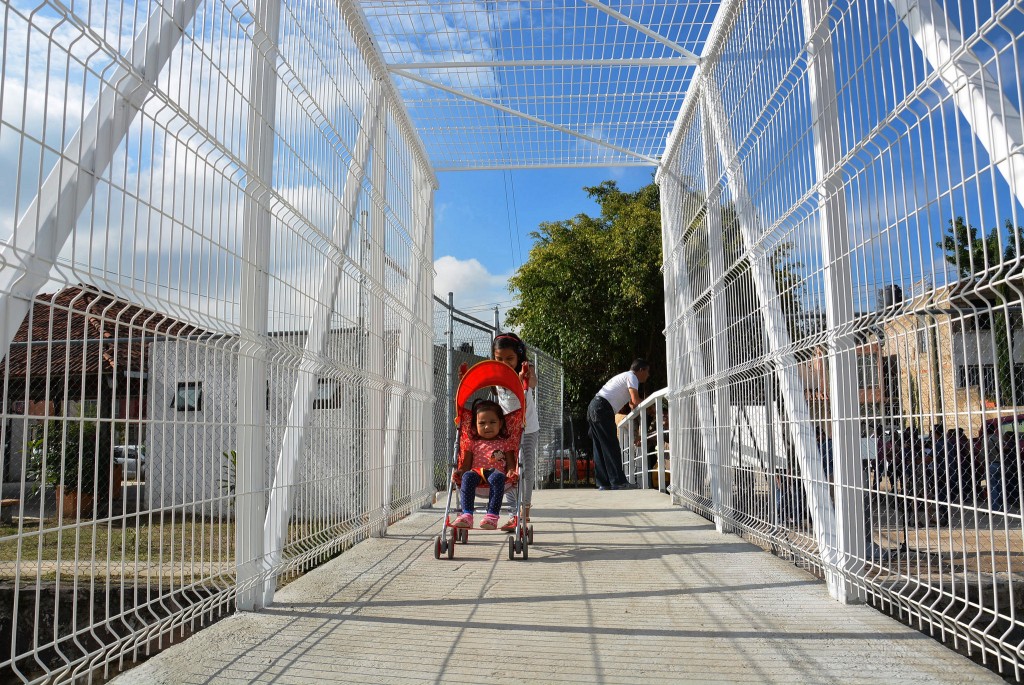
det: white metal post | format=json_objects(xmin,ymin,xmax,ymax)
[
  {"xmin": 0, "ymin": 0, "xmax": 201, "ymax": 363},
  {"xmin": 236, "ymin": 0, "xmax": 282, "ymax": 612},
  {"xmin": 890, "ymin": 0, "xmax": 1024, "ymax": 209},
  {"xmin": 367, "ymin": 93, "xmax": 389, "ymax": 537},
  {"xmin": 801, "ymin": 0, "xmax": 867, "ymax": 603},
  {"xmin": 702, "ymin": 76, "xmax": 842, "ymax": 598},
  {"xmin": 699, "ymin": 101, "xmax": 736, "ymax": 524},
  {"xmin": 656, "ymin": 395, "xmax": 666, "ymax": 492},
  {"xmin": 656, "ymin": 177, "xmax": 685, "ymax": 504},
  {"xmin": 446, "ymin": 292, "xmax": 455, "ymax": 461},
  {"xmin": 260, "ymin": 84, "xmax": 384, "ymax": 605},
  {"xmin": 420, "ymin": 191, "xmax": 437, "ymax": 505},
  {"xmin": 639, "ymin": 409, "xmax": 649, "ymax": 488}
]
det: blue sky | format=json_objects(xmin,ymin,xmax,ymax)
[{"xmin": 432, "ymin": 165, "xmax": 656, "ymax": 316}]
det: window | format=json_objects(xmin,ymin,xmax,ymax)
[
  {"xmin": 917, "ymin": 327, "xmax": 929, "ymax": 353},
  {"xmin": 957, "ymin": 364, "xmax": 1024, "ymax": 400},
  {"xmin": 857, "ymin": 354, "xmax": 879, "ymax": 389},
  {"xmin": 313, "ymin": 378, "xmax": 341, "ymax": 409},
  {"xmin": 173, "ymin": 382, "xmax": 203, "ymax": 412}
]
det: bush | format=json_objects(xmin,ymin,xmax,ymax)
[{"xmin": 25, "ymin": 419, "xmax": 114, "ymax": 496}]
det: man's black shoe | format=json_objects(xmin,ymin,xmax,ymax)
[{"xmin": 612, "ymin": 482, "xmax": 638, "ymax": 490}]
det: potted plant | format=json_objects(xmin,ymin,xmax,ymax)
[{"xmin": 26, "ymin": 418, "xmax": 114, "ymax": 518}]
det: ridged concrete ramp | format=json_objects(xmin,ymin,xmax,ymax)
[{"xmin": 114, "ymin": 490, "xmax": 1002, "ymax": 684}]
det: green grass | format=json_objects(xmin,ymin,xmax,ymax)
[
  {"xmin": 0, "ymin": 517, "xmax": 362, "ymax": 579},
  {"xmin": 0, "ymin": 519, "xmax": 236, "ymax": 567}
]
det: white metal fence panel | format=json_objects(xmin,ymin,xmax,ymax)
[
  {"xmin": 661, "ymin": 0, "xmax": 1024, "ymax": 676},
  {"xmin": 0, "ymin": 0, "xmax": 434, "ymax": 681}
]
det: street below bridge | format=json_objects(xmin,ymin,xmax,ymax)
[{"xmin": 114, "ymin": 490, "xmax": 1002, "ymax": 684}]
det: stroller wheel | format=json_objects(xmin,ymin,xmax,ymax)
[
  {"xmin": 447, "ymin": 536, "xmax": 455, "ymax": 559},
  {"xmin": 528, "ymin": 524, "xmax": 534, "ymax": 545},
  {"xmin": 434, "ymin": 536, "xmax": 442, "ymax": 559},
  {"xmin": 521, "ymin": 538, "xmax": 529, "ymax": 560},
  {"xmin": 507, "ymin": 535, "xmax": 515, "ymax": 560},
  {"xmin": 460, "ymin": 528, "xmax": 469, "ymax": 544}
]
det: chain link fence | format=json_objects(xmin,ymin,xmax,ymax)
[{"xmin": 431, "ymin": 295, "xmax": 571, "ymax": 493}]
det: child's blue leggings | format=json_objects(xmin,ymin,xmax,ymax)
[{"xmin": 460, "ymin": 469, "xmax": 506, "ymax": 516}]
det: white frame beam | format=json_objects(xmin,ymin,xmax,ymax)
[
  {"xmin": 890, "ymin": 0, "xmax": 1024, "ymax": 209},
  {"xmin": 380, "ymin": 181, "xmax": 433, "ymax": 532},
  {"xmin": 0, "ymin": 0, "xmax": 201, "ymax": 364},
  {"xmin": 388, "ymin": 58, "xmax": 697, "ymax": 69},
  {"xmin": 699, "ymin": 102, "xmax": 736, "ymax": 531},
  {"xmin": 580, "ymin": 0, "xmax": 701, "ymax": 62},
  {"xmin": 702, "ymin": 75, "xmax": 844, "ymax": 598},
  {"xmin": 801, "ymin": 0, "xmax": 867, "ymax": 604},
  {"xmin": 658, "ymin": 171, "xmax": 729, "ymax": 532},
  {"xmin": 260, "ymin": 83, "xmax": 384, "ymax": 606},
  {"xmin": 236, "ymin": 0, "xmax": 283, "ymax": 612},
  {"xmin": 367, "ymin": 96, "xmax": 389, "ymax": 538},
  {"xmin": 388, "ymin": 68, "xmax": 660, "ymax": 166}
]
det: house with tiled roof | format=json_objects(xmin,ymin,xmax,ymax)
[{"xmin": 0, "ymin": 285, "xmax": 204, "ymax": 487}]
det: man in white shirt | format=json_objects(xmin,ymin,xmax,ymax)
[{"xmin": 588, "ymin": 359, "xmax": 650, "ymax": 490}]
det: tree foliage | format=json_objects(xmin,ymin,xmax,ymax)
[
  {"xmin": 507, "ymin": 180, "xmax": 666, "ymax": 418},
  {"xmin": 508, "ymin": 178, "xmax": 806, "ymax": 421},
  {"xmin": 937, "ymin": 216, "xmax": 1024, "ymax": 404}
]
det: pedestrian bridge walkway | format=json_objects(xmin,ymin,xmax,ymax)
[{"xmin": 114, "ymin": 491, "xmax": 1000, "ymax": 684}]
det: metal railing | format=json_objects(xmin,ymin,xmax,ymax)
[
  {"xmin": 617, "ymin": 388, "xmax": 670, "ymax": 492},
  {"xmin": 659, "ymin": 0, "xmax": 1024, "ymax": 678}
]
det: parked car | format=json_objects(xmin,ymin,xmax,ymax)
[
  {"xmin": 974, "ymin": 414, "xmax": 1024, "ymax": 453},
  {"xmin": 113, "ymin": 445, "xmax": 146, "ymax": 480},
  {"xmin": 973, "ymin": 414, "xmax": 1024, "ymax": 510}
]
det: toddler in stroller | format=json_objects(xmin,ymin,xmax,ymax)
[
  {"xmin": 435, "ymin": 360, "xmax": 531, "ymax": 560},
  {"xmin": 452, "ymin": 399, "xmax": 515, "ymax": 529}
]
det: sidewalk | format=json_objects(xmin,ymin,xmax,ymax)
[{"xmin": 114, "ymin": 489, "xmax": 1003, "ymax": 684}]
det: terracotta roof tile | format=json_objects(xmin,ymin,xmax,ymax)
[{"xmin": 0, "ymin": 285, "xmax": 205, "ymax": 379}]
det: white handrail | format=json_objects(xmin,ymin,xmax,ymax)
[{"xmin": 617, "ymin": 388, "xmax": 670, "ymax": 491}]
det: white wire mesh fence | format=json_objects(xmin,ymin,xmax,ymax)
[
  {"xmin": 431, "ymin": 295, "xmax": 567, "ymax": 493},
  {"xmin": 661, "ymin": 0, "xmax": 1024, "ymax": 677},
  {"xmin": 0, "ymin": 0, "xmax": 435, "ymax": 681}
]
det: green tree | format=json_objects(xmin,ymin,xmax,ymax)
[
  {"xmin": 937, "ymin": 216, "xmax": 1024, "ymax": 405},
  {"xmin": 507, "ymin": 180, "xmax": 666, "ymax": 418},
  {"xmin": 508, "ymin": 179, "xmax": 805, "ymax": 421}
]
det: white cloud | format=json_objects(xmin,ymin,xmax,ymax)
[{"xmin": 433, "ymin": 255, "xmax": 513, "ymax": 310}]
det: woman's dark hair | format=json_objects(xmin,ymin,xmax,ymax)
[
  {"xmin": 492, "ymin": 332, "xmax": 528, "ymax": 372},
  {"xmin": 471, "ymin": 399, "xmax": 507, "ymax": 438}
]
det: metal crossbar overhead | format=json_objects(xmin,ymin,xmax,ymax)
[
  {"xmin": 361, "ymin": 0, "xmax": 715, "ymax": 169},
  {"xmin": 3, "ymin": 0, "xmax": 1024, "ymax": 681}
]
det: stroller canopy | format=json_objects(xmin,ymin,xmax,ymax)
[{"xmin": 456, "ymin": 360, "xmax": 525, "ymax": 413}]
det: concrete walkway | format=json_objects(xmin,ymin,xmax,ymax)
[{"xmin": 114, "ymin": 490, "xmax": 1002, "ymax": 684}]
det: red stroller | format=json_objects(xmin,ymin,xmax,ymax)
[{"xmin": 434, "ymin": 360, "xmax": 533, "ymax": 560}]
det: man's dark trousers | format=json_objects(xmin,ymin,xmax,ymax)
[{"xmin": 588, "ymin": 395, "xmax": 627, "ymax": 488}]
